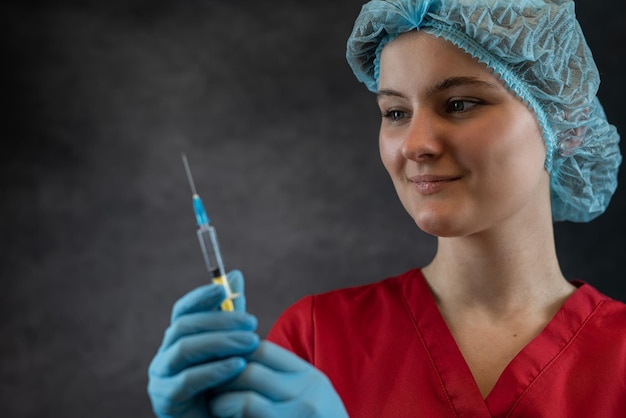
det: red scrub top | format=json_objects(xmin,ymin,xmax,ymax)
[{"xmin": 267, "ymin": 269, "xmax": 626, "ymax": 417}]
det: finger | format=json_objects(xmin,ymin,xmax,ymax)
[
  {"xmin": 150, "ymin": 331, "xmax": 259, "ymax": 376},
  {"xmin": 211, "ymin": 390, "xmax": 324, "ymax": 418},
  {"xmin": 222, "ymin": 361, "xmax": 300, "ymax": 402},
  {"xmin": 160, "ymin": 312, "xmax": 257, "ymax": 351},
  {"xmin": 227, "ymin": 270, "xmax": 246, "ymax": 312},
  {"xmin": 171, "ymin": 284, "xmax": 227, "ymax": 323},
  {"xmin": 246, "ymin": 341, "xmax": 311, "ymax": 373},
  {"xmin": 149, "ymin": 357, "xmax": 246, "ymax": 412},
  {"xmin": 210, "ymin": 391, "xmax": 274, "ymax": 418}
]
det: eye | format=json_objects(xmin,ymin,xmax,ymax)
[
  {"xmin": 446, "ymin": 99, "xmax": 479, "ymax": 113},
  {"xmin": 382, "ymin": 109, "xmax": 406, "ymax": 122}
]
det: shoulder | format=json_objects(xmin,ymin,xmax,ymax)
[
  {"xmin": 576, "ymin": 282, "xmax": 626, "ymax": 318},
  {"xmin": 286, "ymin": 267, "xmax": 424, "ymax": 317},
  {"xmin": 574, "ymin": 282, "xmax": 626, "ymax": 343},
  {"xmin": 594, "ymin": 291, "xmax": 626, "ymax": 328},
  {"xmin": 310, "ymin": 268, "xmax": 421, "ymax": 308},
  {"xmin": 565, "ymin": 283, "xmax": 626, "ymax": 384},
  {"xmin": 266, "ymin": 268, "xmax": 424, "ymax": 359}
]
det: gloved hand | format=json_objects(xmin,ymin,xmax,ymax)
[
  {"xmin": 147, "ymin": 270, "xmax": 259, "ymax": 418},
  {"xmin": 210, "ymin": 340, "xmax": 349, "ymax": 418}
]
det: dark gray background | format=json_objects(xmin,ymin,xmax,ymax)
[{"xmin": 1, "ymin": 1, "xmax": 624, "ymax": 416}]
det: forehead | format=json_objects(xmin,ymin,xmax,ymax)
[{"xmin": 378, "ymin": 31, "xmax": 501, "ymax": 91}]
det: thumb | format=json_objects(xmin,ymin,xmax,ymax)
[{"xmin": 227, "ymin": 269, "xmax": 246, "ymax": 312}]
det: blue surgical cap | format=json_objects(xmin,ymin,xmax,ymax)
[{"xmin": 346, "ymin": 0, "xmax": 621, "ymax": 223}]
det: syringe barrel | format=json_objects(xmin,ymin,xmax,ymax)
[
  {"xmin": 197, "ymin": 224, "xmax": 226, "ymax": 278},
  {"xmin": 197, "ymin": 225, "xmax": 235, "ymax": 311}
]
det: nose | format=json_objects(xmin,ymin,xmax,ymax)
[{"xmin": 401, "ymin": 108, "xmax": 443, "ymax": 161}]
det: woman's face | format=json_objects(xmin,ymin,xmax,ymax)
[{"xmin": 377, "ymin": 31, "xmax": 550, "ymax": 237}]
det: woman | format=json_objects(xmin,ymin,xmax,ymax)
[{"xmin": 147, "ymin": 0, "xmax": 624, "ymax": 416}]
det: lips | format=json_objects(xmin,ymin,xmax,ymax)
[{"xmin": 409, "ymin": 174, "xmax": 460, "ymax": 195}]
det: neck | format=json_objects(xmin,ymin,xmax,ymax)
[{"xmin": 423, "ymin": 218, "xmax": 573, "ymax": 316}]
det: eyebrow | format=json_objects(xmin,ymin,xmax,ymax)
[{"xmin": 377, "ymin": 76, "xmax": 501, "ymax": 102}]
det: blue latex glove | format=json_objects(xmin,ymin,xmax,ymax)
[
  {"xmin": 210, "ymin": 341, "xmax": 349, "ymax": 418},
  {"xmin": 148, "ymin": 270, "xmax": 259, "ymax": 418}
]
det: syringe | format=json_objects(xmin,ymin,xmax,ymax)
[{"xmin": 181, "ymin": 153, "xmax": 237, "ymax": 311}]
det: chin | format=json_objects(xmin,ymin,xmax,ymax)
[
  {"xmin": 417, "ymin": 223, "xmax": 463, "ymax": 238},
  {"xmin": 413, "ymin": 210, "xmax": 470, "ymax": 238}
]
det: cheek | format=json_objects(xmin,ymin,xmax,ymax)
[
  {"xmin": 474, "ymin": 109, "xmax": 546, "ymax": 171},
  {"xmin": 503, "ymin": 115, "xmax": 546, "ymax": 174},
  {"xmin": 473, "ymin": 112, "xmax": 547, "ymax": 199},
  {"xmin": 379, "ymin": 133, "xmax": 400, "ymax": 176}
]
